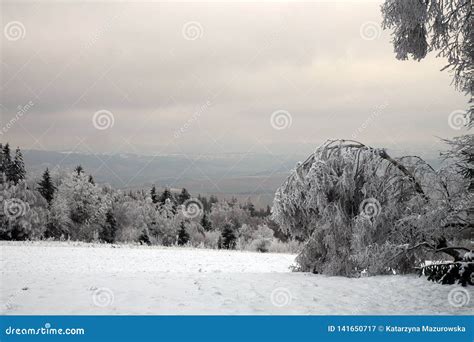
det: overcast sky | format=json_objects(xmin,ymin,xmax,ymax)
[{"xmin": 0, "ymin": 1, "xmax": 469, "ymax": 157}]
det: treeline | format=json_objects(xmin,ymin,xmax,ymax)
[{"xmin": 0, "ymin": 143, "xmax": 299, "ymax": 253}]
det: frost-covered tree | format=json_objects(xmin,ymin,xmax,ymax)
[
  {"xmin": 442, "ymin": 135, "xmax": 473, "ymax": 191},
  {"xmin": 0, "ymin": 181, "xmax": 48, "ymax": 240},
  {"xmin": 0, "ymin": 144, "xmax": 26, "ymax": 185},
  {"xmin": 382, "ymin": 0, "xmax": 472, "ymax": 96},
  {"xmin": 148, "ymin": 199, "xmax": 180, "ymax": 246},
  {"xmin": 380, "ymin": 1, "xmax": 472, "ymax": 284},
  {"xmin": 112, "ymin": 195, "xmax": 152, "ymax": 243},
  {"xmin": 2, "ymin": 143, "xmax": 15, "ymax": 183},
  {"xmin": 50, "ymin": 171, "xmax": 110, "ymax": 241},
  {"xmin": 272, "ymin": 139, "xmax": 470, "ymax": 277},
  {"xmin": 9, "ymin": 148, "xmax": 26, "ymax": 184}
]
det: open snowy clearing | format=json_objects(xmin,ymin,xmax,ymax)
[{"xmin": 1, "ymin": 241, "xmax": 472, "ymax": 315}]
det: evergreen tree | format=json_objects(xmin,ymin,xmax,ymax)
[
  {"xmin": 10, "ymin": 147, "xmax": 26, "ymax": 184},
  {"xmin": 38, "ymin": 168, "xmax": 56, "ymax": 205},
  {"xmin": 150, "ymin": 185, "xmax": 159, "ymax": 204},
  {"xmin": 100, "ymin": 210, "xmax": 117, "ymax": 243},
  {"xmin": 209, "ymin": 195, "xmax": 218, "ymax": 205},
  {"xmin": 160, "ymin": 188, "xmax": 173, "ymax": 204},
  {"xmin": 246, "ymin": 202, "xmax": 256, "ymax": 217},
  {"xmin": 0, "ymin": 143, "xmax": 4, "ymax": 183},
  {"xmin": 220, "ymin": 223, "xmax": 236, "ymax": 250},
  {"xmin": 74, "ymin": 165, "xmax": 84, "ymax": 175},
  {"xmin": 197, "ymin": 194, "xmax": 209, "ymax": 212},
  {"xmin": 200, "ymin": 213, "xmax": 212, "ymax": 231},
  {"xmin": 2, "ymin": 143, "xmax": 13, "ymax": 182},
  {"xmin": 178, "ymin": 188, "xmax": 191, "ymax": 204},
  {"xmin": 2, "ymin": 143, "xmax": 11, "ymax": 166},
  {"xmin": 177, "ymin": 221, "xmax": 190, "ymax": 246}
]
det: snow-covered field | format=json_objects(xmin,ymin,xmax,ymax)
[{"xmin": 0, "ymin": 241, "xmax": 472, "ymax": 315}]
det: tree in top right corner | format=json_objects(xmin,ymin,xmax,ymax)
[{"xmin": 381, "ymin": 0, "xmax": 472, "ymax": 98}]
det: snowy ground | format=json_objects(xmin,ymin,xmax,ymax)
[{"xmin": 1, "ymin": 241, "xmax": 472, "ymax": 315}]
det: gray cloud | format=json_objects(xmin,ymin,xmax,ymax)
[{"xmin": 0, "ymin": 1, "xmax": 468, "ymax": 156}]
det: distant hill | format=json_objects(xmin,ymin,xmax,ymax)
[
  {"xmin": 22, "ymin": 147, "xmax": 443, "ymax": 208},
  {"xmin": 22, "ymin": 150, "xmax": 304, "ymax": 207}
]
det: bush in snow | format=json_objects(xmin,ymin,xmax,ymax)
[
  {"xmin": 239, "ymin": 224, "xmax": 274, "ymax": 253},
  {"xmin": 266, "ymin": 239, "xmax": 302, "ymax": 254},
  {"xmin": 420, "ymin": 260, "xmax": 473, "ymax": 286}
]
